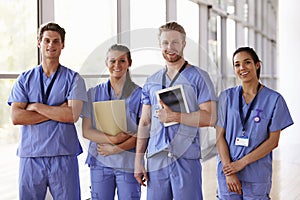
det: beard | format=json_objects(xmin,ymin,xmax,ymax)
[{"xmin": 162, "ymin": 51, "xmax": 183, "ymax": 63}]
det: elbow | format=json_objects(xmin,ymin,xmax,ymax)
[
  {"xmin": 72, "ymin": 115, "xmax": 80, "ymax": 123},
  {"xmin": 272, "ymin": 141, "xmax": 279, "ymax": 149},
  {"xmin": 82, "ymin": 131, "xmax": 88, "ymax": 139},
  {"xmin": 82, "ymin": 127, "xmax": 90, "ymax": 139},
  {"xmin": 63, "ymin": 113, "xmax": 80, "ymax": 123},
  {"xmin": 11, "ymin": 119, "xmax": 20, "ymax": 125},
  {"xmin": 11, "ymin": 115, "xmax": 22, "ymax": 125},
  {"xmin": 205, "ymin": 114, "xmax": 217, "ymax": 127},
  {"xmin": 209, "ymin": 117, "xmax": 217, "ymax": 127}
]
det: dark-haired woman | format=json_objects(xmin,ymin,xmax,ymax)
[
  {"xmin": 81, "ymin": 44, "xmax": 141, "ymax": 199},
  {"xmin": 216, "ymin": 47, "xmax": 293, "ymax": 199}
]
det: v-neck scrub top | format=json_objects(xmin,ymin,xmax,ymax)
[
  {"xmin": 81, "ymin": 80, "xmax": 142, "ymax": 170},
  {"xmin": 141, "ymin": 65, "xmax": 217, "ymax": 160},
  {"xmin": 8, "ymin": 65, "xmax": 88, "ymax": 157},
  {"xmin": 217, "ymin": 86, "xmax": 294, "ymax": 182}
]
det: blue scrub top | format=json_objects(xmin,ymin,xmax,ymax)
[
  {"xmin": 81, "ymin": 80, "xmax": 142, "ymax": 170},
  {"xmin": 217, "ymin": 86, "xmax": 294, "ymax": 182},
  {"xmin": 8, "ymin": 65, "xmax": 88, "ymax": 157},
  {"xmin": 142, "ymin": 65, "xmax": 217, "ymax": 159}
]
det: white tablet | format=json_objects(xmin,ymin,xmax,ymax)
[{"xmin": 156, "ymin": 84, "xmax": 190, "ymax": 127}]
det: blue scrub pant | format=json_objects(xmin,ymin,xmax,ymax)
[
  {"xmin": 217, "ymin": 178, "xmax": 271, "ymax": 200},
  {"xmin": 90, "ymin": 165, "xmax": 141, "ymax": 200},
  {"xmin": 147, "ymin": 152, "xmax": 203, "ymax": 200},
  {"xmin": 19, "ymin": 155, "xmax": 81, "ymax": 200}
]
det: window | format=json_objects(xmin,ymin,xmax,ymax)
[
  {"xmin": 0, "ymin": 0, "xmax": 37, "ymax": 74},
  {"xmin": 0, "ymin": 1, "xmax": 37, "ymax": 199},
  {"xmin": 177, "ymin": 0, "xmax": 200, "ymax": 66},
  {"xmin": 54, "ymin": 0, "xmax": 117, "ymax": 89},
  {"xmin": 130, "ymin": 0, "xmax": 166, "ymax": 85}
]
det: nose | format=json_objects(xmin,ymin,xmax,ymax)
[
  {"xmin": 239, "ymin": 63, "xmax": 246, "ymax": 69},
  {"xmin": 48, "ymin": 41, "xmax": 54, "ymax": 47}
]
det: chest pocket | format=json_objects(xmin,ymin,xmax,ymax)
[{"xmin": 249, "ymin": 110, "xmax": 270, "ymax": 142}]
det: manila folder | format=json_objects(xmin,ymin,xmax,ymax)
[{"xmin": 93, "ymin": 100, "xmax": 127, "ymax": 136}]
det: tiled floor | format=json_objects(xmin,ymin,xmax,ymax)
[{"xmin": 1, "ymin": 125, "xmax": 299, "ymax": 200}]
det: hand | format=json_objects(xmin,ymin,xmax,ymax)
[
  {"xmin": 225, "ymin": 174, "xmax": 242, "ymax": 195},
  {"xmin": 60, "ymin": 101, "xmax": 68, "ymax": 107},
  {"xmin": 97, "ymin": 143, "xmax": 119, "ymax": 156},
  {"xmin": 26, "ymin": 103, "xmax": 40, "ymax": 111},
  {"xmin": 223, "ymin": 160, "xmax": 246, "ymax": 176},
  {"xmin": 155, "ymin": 99, "xmax": 177, "ymax": 123},
  {"xmin": 107, "ymin": 132, "xmax": 130, "ymax": 144},
  {"xmin": 134, "ymin": 159, "xmax": 148, "ymax": 187}
]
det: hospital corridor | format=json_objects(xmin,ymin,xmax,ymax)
[{"xmin": 1, "ymin": 0, "xmax": 300, "ymax": 199}]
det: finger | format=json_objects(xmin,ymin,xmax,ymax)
[
  {"xmin": 227, "ymin": 183, "xmax": 234, "ymax": 192},
  {"xmin": 159, "ymin": 99, "xmax": 168, "ymax": 109},
  {"xmin": 143, "ymin": 172, "xmax": 149, "ymax": 181},
  {"xmin": 135, "ymin": 175, "xmax": 146, "ymax": 186}
]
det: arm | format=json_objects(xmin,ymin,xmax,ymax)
[
  {"xmin": 10, "ymin": 102, "xmax": 49, "ymax": 125},
  {"xmin": 216, "ymin": 125, "xmax": 232, "ymax": 166},
  {"xmin": 97, "ymin": 135, "xmax": 137, "ymax": 156},
  {"xmin": 134, "ymin": 104, "xmax": 151, "ymax": 186},
  {"xmin": 26, "ymin": 99, "xmax": 83, "ymax": 123},
  {"xmin": 216, "ymin": 125, "xmax": 242, "ymax": 195},
  {"xmin": 223, "ymin": 130, "xmax": 281, "ymax": 175},
  {"xmin": 156, "ymin": 100, "xmax": 217, "ymax": 127},
  {"xmin": 82, "ymin": 116, "xmax": 130, "ymax": 145}
]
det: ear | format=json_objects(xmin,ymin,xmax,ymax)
[
  {"xmin": 61, "ymin": 42, "xmax": 65, "ymax": 49},
  {"xmin": 256, "ymin": 62, "xmax": 261, "ymax": 69},
  {"xmin": 105, "ymin": 58, "xmax": 109, "ymax": 67},
  {"xmin": 128, "ymin": 59, "xmax": 132, "ymax": 67},
  {"xmin": 182, "ymin": 40, "xmax": 186, "ymax": 48},
  {"xmin": 37, "ymin": 40, "xmax": 41, "ymax": 48}
]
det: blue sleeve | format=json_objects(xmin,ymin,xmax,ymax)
[
  {"xmin": 8, "ymin": 73, "xmax": 28, "ymax": 105},
  {"xmin": 67, "ymin": 73, "xmax": 87, "ymax": 101},
  {"xmin": 197, "ymin": 70, "xmax": 217, "ymax": 105},
  {"xmin": 269, "ymin": 95, "xmax": 294, "ymax": 132},
  {"xmin": 217, "ymin": 91, "xmax": 228, "ymax": 129},
  {"xmin": 141, "ymin": 79, "xmax": 151, "ymax": 105},
  {"xmin": 81, "ymin": 88, "xmax": 94, "ymax": 119}
]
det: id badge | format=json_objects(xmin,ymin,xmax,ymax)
[{"xmin": 235, "ymin": 136, "xmax": 249, "ymax": 147}]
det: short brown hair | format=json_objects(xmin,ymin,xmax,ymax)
[
  {"xmin": 158, "ymin": 21, "xmax": 186, "ymax": 41},
  {"xmin": 38, "ymin": 22, "xmax": 66, "ymax": 43}
]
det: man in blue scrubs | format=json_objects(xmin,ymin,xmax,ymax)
[
  {"xmin": 134, "ymin": 22, "xmax": 217, "ymax": 200},
  {"xmin": 8, "ymin": 22, "xmax": 87, "ymax": 200}
]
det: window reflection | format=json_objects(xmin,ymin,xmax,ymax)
[
  {"xmin": 0, "ymin": 0, "xmax": 37, "ymax": 73},
  {"xmin": 54, "ymin": 0, "xmax": 117, "ymax": 74},
  {"xmin": 177, "ymin": 0, "xmax": 199, "ymax": 65}
]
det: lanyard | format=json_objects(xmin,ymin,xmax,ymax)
[
  {"xmin": 107, "ymin": 80, "xmax": 125, "ymax": 100},
  {"xmin": 39, "ymin": 65, "xmax": 60, "ymax": 104},
  {"xmin": 238, "ymin": 82, "xmax": 261, "ymax": 135},
  {"xmin": 162, "ymin": 61, "xmax": 188, "ymax": 89},
  {"xmin": 107, "ymin": 79, "xmax": 140, "ymax": 125}
]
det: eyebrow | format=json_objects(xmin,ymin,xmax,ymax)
[{"xmin": 234, "ymin": 58, "xmax": 252, "ymax": 63}]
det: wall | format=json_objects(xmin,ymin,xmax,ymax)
[{"xmin": 277, "ymin": 0, "xmax": 300, "ymax": 160}]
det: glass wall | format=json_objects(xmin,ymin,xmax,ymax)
[
  {"xmin": 0, "ymin": 1, "xmax": 37, "ymax": 198},
  {"xmin": 0, "ymin": 0, "xmax": 279, "ymax": 199},
  {"xmin": 0, "ymin": 0, "xmax": 37, "ymax": 138},
  {"xmin": 54, "ymin": 0, "xmax": 118, "ymax": 89},
  {"xmin": 177, "ymin": 0, "xmax": 200, "ymax": 66},
  {"xmin": 130, "ymin": 0, "xmax": 166, "ymax": 86}
]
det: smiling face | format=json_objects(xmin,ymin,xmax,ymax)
[
  {"xmin": 233, "ymin": 51, "xmax": 260, "ymax": 83},
  {"xmin": 38, "ymin": 30, "xmax": 64, "ymax": 60},
  {"xmin": 159, "ymin": 30, "xmax": 186, "ymax": 63},
  {"xmin": 106, "ymin": 50, "xmax": 131, "ymax": 80}
]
